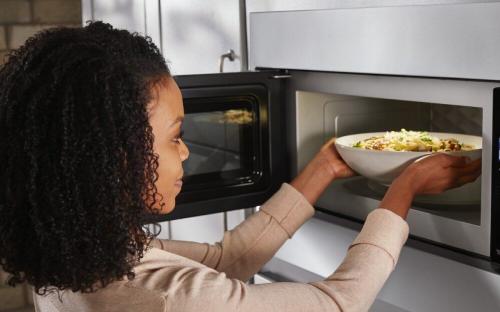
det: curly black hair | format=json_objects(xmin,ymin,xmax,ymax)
[{"xmin": 0, "ymin": 21, "xmax": 170, "ymax": 294}]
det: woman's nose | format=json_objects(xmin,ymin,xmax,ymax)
[{"xmin": 179, "ymin": 139, "xmax": 189, "ymax": 161}]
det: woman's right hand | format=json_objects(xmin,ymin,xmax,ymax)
[
  {"xmin": 379, "ymin": 154, "xmax": 482, "ymax": 219},
  {"xmin": 402, "ymin": 154, "xmax": 482, "ymax": 196}
]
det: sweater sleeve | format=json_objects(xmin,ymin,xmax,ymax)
[
  {"xmin": 153, "ymin": 208, "xmax": 409, "ymax": 312},
  {"xmin": 150, "ymin": 183, "xmax": 315, "ymax": 282}
]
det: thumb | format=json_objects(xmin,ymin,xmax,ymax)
[{"xmin": 446, "ymin": 155, "xmax": 472, "ymax": 167}]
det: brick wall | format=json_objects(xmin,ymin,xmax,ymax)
[
  {"xmin": 0, "ymin": 0, "xmax": 82, "ymax": 65},
  {"xmin": 0, "ymin": 1, "xmax": 82, "ymax": 310}
]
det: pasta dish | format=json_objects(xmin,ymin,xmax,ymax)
[{"xmin": 351, "ymin": 129, "xmax": 475, "ymax": 152}]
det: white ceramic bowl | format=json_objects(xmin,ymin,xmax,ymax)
[{"xmin": 334, "ymin": 132, "xmax": 482, "ymax": 185}]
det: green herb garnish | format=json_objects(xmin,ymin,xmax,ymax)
[
  {"xmin": 353, "ymin": 141, "xmax": 361, "ymax": 148},
  {"xmin": 421, "ymin": 138, "xmax": 432, "ymax": 142}
]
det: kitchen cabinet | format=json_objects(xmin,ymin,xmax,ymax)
[
  {"xmin": 159, "ymin": 0, "xmax": 246, "ymax": 75},
  {"xmin": 83, "ymin": 0, "xmax": 245, "ymax": 75},
  {"xmin": 272, "ymin": 212, "xmax": 500, "ymax": 311}
]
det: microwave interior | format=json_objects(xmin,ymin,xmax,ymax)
[{"xmin": 295, "ymin": 91, "xmax": 483, "ymax": 226}]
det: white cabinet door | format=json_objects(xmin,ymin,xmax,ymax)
[
  {"xmin": 253, "ymin": 274, "xmax": 274, "ymax": 284},
  {"xmin": 159, "ymin": 0, "xmax": 246, "ymax": 75},
  {"xmin": 169, "ymin": 213, "xmax": 224, "ymax": 244},
  {"xmin": 169, "ymin": 209, "xmax": 247, "ymax": 244}
]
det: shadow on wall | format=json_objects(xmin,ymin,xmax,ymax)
[
  {"xmin": 162, "ymin": 9, "xmax": 241, "ymax": 74},
  {"xmin": 92, "ymin": 0, "xmax": 145, "ymax": 34}
]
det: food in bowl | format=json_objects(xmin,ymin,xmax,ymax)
[
  {"xmin": 334, "ymin": 131, "xmax": 482, "ymax": 184},
  {"xmin": 351, "ymin": 129, "xmax": 475, "ymax": 152}
]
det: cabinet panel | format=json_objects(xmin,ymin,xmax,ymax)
[
  {"xmin": 170, "ymin": 213, "xmax": 224, "ymax": 244},
  {"xmin": 275, "ymin": 215, "xmax": 500, "ymax": 311},
  {"xmin": 160, "ymin": 0, "xmax": 245, "ymax": 75},
  {"xmin": 89, "ymin": 0, "xmax": 146, "ymax": 34},
  {"xmin": 168, "ymin": 209, "xmax": 247, "ymax": 244}
]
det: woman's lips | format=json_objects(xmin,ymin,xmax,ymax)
[{"xmin": 174, "ymin": 179, "xmax": 183, "ymax": 188}]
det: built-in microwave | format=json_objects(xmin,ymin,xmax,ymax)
[
  {"xmin": 158, "ymin": 74, "xmax": 287, "ymax": 221},
  {"xmin": 157, "ymin": 2, "xmax": 500, "ymax": 269}
]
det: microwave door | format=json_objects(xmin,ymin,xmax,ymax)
[{"xmin": 156, "ymin": 72, "xmax": 287, "ymax": 222}]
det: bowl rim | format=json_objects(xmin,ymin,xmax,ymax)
[{"xmin": 334, "ymin": 131, "xmax": 483, "ymax": 155}]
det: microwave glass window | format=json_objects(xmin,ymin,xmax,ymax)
[{"xmin": 180, "ymin": 98, "xmax": 259, "ymax": 192}]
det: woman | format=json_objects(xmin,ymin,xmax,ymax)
[{"xmin": 0, "ymin": 22, "xmax": 481, "ymax": 312}]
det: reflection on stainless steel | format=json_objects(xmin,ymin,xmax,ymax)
[
  {"xmin": 341, "ymin": 177, "xmax": 481, "ymax": 225},
  {"xmin": 367, "ymin": 180, "xmax": 481, "ymax": 206}
]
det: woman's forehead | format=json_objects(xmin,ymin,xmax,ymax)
[{"xmin": 149, "ymin": 77, "xmax": 184, "ymax": 123}]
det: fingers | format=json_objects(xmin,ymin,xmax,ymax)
[
  {"xmin": 450, "ymin": 159, "xmax": 482, "ymax": 188},
  {"xmin": 451, "ymin": 159, "xmax": 482, "ymax": 176},
  {"xmin": 414, "ymin": 153, "xmax": 469, "ymax": 168},
  {"xmin": 442, "ymin": 154, "xmax": 472, "ymax": 168},
  {"xmin": 320, "ymin": 137, "xmax": 342, "ymax": 159},
  {"xmin": 454, "ymin": 170, "xmax": 482, "ymax": 188},
  {"xmin": 414, "ymin": 157, "xmax": 481, "ymax": 194},
  {"xmin": 338, "ymin": 164, "xmax": 358, "ymax": 178},
  {"xmin": 321, "ymin": 137, "xmax": 338, "ymax": 152},
  {"xmin": 324, "ymin": 137, "xmax": 338, "ymax": 145}
]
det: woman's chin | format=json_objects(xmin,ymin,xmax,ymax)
[{"xmin": 158, "ymin": 201, "xmax": 176, "ymax": 214}]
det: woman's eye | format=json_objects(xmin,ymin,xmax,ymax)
[{"xmin": 173, "ymin": 129, "xmax": 185, "ymax": 144}]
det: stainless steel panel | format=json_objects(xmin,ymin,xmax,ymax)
[
  {"xmin": 275, "ymin": 213, "xmax": 500, "ymax": 312},
  {"xmin": 246, "ymin": 0, "xmax": 498, "ymax": 13},
  {"xmin": 431, "ymin": 105, "xmax": 483, "ymax": 135},
  {"xmin": 322, "ymin": 98, "xmax": 427, "ymax": 138},
  {"xmin": 250, "ymin": 2, "xmax": 500, "ymax": 80}
]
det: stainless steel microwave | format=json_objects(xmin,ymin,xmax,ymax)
[{"xmin": 157, "ymin": 3, "xmax": 500, "ymax": 269}]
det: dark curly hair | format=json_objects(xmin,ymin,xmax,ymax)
[{"xmin": 0, "ymin": 21, "xmax": 170, "ymax": 294}]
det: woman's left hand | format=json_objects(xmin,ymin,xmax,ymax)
[
  {"xmin": 317, "ymin": 137, "xmax": 358, "ymax": 181},
  {"xmin": 291, "ymin": 137, "xmax": 357, "ymax": 205}
]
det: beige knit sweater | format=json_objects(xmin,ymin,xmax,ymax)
[{"xmin": 33, "ymin": 183, "xmax": 409, "ymax": 312}]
